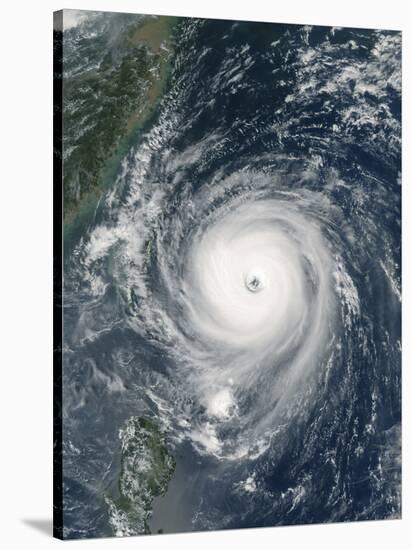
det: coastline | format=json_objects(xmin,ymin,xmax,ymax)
[{"xmin": 63, "ymin": 15, "xmax": 178, "ymax": 252}]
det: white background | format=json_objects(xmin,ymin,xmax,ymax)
[{"xmin": 0, "ymin": 0, "xmax": 410, "ymax": 548}]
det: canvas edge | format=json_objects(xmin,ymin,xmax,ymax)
[{"xmin": 53, "ymin": 8, "xmax": 64, "ymax": 541}]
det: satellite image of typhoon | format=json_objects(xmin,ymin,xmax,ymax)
[{"xmin": 54, "ymin": 9, "xmax": 401, "ymax": 540}]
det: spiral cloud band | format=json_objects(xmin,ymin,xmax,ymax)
[{"xmin": 158, "ymin": 195, "xmax": 335, "ymax": 456}]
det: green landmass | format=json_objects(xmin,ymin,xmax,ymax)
[
  {"xmin": 63, "ymin": 15, "xmax": 177, "ymax": 243},
  {"xmin": 105, "ymin": 417, "xmax": 176, "ymax": 537}
]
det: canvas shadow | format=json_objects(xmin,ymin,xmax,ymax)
[{"xmin": 22, "ymin": 518, "xmax": 53, "ymax": 537}]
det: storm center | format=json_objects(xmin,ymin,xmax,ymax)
[{"xmin": 245, "ymin": 271, "xmax": 265, "ymax": 293}]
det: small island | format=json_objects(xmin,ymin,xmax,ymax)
[{"xmin": 105, "ymin": 416, "xmax": 176, "ymax": 537}]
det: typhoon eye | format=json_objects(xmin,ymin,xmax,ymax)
[{"xmin": 245, "ymin": 270, "xmax": 265, "ymax": 293}]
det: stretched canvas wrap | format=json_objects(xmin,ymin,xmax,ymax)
[{"xmin": 53, "ymin": 9, "xmax": 402, "ymax": 540}]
